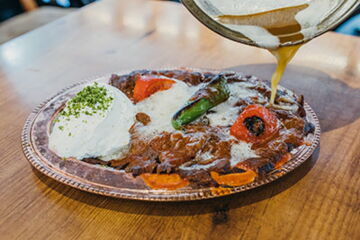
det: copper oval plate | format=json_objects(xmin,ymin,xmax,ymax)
[{"xmin": 22, "ymin": 69, "xmax": 320, "ymax": 201}]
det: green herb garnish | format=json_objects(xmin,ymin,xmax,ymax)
[{"xmin": 59, "ymin": 83, "xmax": 114, "ymax": 119}]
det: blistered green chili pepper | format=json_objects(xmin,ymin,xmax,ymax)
[{"xmin": 172, "ymin": 75, "xmax": 230, "ymax": 130}]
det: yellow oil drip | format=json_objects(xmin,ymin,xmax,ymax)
[{"xmin": 269, "ymin": 44, "xmax": 302, "ymax": 104}]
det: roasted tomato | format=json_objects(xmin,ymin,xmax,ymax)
[
  {"xmin": 141, "ymin": 173, "xmax": 189, "ymax": 190},
  {"xmin": 133, "ymin": 75, "xmax": 175, "ymax": 102},
  {"xmin": 230, "ymin": 104, "xmax": 279, "ymax": 143},
  {"xmin": 210, "ymin": 171, "xmax": 257, "ymax": 187}
]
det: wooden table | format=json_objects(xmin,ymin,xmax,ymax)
[{"xmin": 1, "ymin": 0, "xmax": 359, "ymax": 239}]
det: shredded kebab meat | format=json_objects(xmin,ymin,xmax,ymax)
[{"xmin": 82, "ymin": 70, "xmax": 312, "ymax": 187}]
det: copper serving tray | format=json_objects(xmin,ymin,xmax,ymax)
[{"xmin": 22, "ymin": 69, "xmax": 321, "ymax": 201}]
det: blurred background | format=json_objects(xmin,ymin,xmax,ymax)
[{"xmin": 0, "ymin": 0, "xmax": 359, "ymax": 45}]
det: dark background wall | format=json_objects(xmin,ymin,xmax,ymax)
[{"xmin": 0, "ymin": 0, "xmax": 96, "ymax": 22}]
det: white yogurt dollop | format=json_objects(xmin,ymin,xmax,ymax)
[
  {"xmin": 135, "ymin": 80, "xmax": 199, "ymax": 137},
  {"xmin": 49, "ymin": 83, "xmax": 135, "ymax": 160}
]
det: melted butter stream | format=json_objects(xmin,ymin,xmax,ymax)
[
  {"xmin": 269, "ymin": 44, "xmax": 302, "ymax": 104},
  {"xmin": 217, "ymin": 4, "xmax": 309, "ymax": 104}
]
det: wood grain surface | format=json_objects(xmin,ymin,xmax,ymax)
[{"xmin": 0, "ymin": 0, "xmax": 359, "ymax": 239}]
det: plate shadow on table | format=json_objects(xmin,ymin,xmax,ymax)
[
  {"xmin": 32, "ymin": 146, "xmax": 319, "ymax": 219},
  {"xmin": 225, "ymin": 64, "xmax": 360, "ymax": 133}
]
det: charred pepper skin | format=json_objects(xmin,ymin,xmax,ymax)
[{"xmin": 172, "ymin": 75, "xmax": 230, "ymax": 130}]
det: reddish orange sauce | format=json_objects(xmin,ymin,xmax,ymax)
[
  {"xmin": 275, "ymin": 153, "xmax": 292, "ymax": 169},
  {"xmin": 210, "ymin": 171, "xmax": 257, "ymax": 187},
  {"xmin": 141, "ymin": 173, "xmax": 189, "ymax": 190}
]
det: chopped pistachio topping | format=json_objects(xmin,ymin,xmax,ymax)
[{"xmin": 59, "ymin": 83, "xmax": 114, "ymax": 119}]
